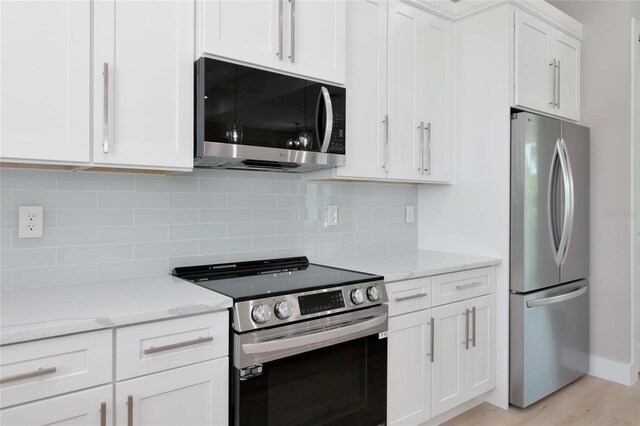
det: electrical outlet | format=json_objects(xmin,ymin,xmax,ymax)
[
  {"xmin": 327, "ymin": 205, "xmax": 339, "ymax": 226},
  {"xmin": 18, "ymin": 206, "xmax": 43, "ymax": 238},
  {"xmin": 405, "ymin": 205, "xmax": 415, "ymax": 224}
]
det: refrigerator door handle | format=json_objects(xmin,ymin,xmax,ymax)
[
  {"xmin": 548, "ymin": 139, "xmax": 562, "ymax": 261},
  {"xmin": 526, "ymin": 284, "xmax": 588, "ymax": 308},
  {"xmin": 555, "ymin": 138, "xmax": 572, "ymax": 266},
  {"xmin": 559, "ymin": 138, "xmax": 575, "ymax": 265}
]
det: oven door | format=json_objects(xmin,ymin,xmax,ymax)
[{"xmin": 232, "ymin": 306, "xmax": 388, "ymax": 426}]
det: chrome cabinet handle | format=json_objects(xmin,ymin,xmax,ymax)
[
  {"xmin": 100, "ymin": 402, "xmax": 107, "ymax": 426},
  {"xmin": 548, "ymin": 58, "xmax": 556, "ymax": 107},
  {"xmin": 127, "ymin": 395, "xmax": 133, "ymax": 426},
  {"xmin": 463, "ymin": 309, "xmax": 469, "ymax": 350},
  {"xmin": 382, "ymin": 115, "xmax": 389, "ymax": 170},
  {"xmin": 429, "ymin": 318, "xmax": 435, "ymax": 363},
  {"xmin": 278, "ymin": 0, "xmax": 283, "ymax": 59},
  {"xmin": 471, "ymin": 306, "xmax": 476, "ymax": 347},
  {"xmin": 394, "ymin": 292, "xmax": 427, "ymax": 302},
  {"xmin": 555, "ymin": 60, "xmax": 561, "ymax": 109},
  {"xmin": 143, "ymin": 336, "xmax": 213, "ymax": 355},
  {"xmin": 103, "ymin": 63, "xmax": 109, "ymax": 153},
  {"xmin": 456, "ymin": 281, "xmax": 482, "ymax": 290},
  {"xmin": 0, "ymin": 366, "xmax": 57, "ymax": 385},
  {"xmin": 425, "ymin": 122, "xmax": 431, "ymax": 175},
  {"xmin": 418, "ymin": 121, "xmax": 425, "ymax": 174},
  {"xmin": 526, "ymin": 284, "xmax": 587, "ymax": 308},
  {"xmin": 288, "ymin": 0, "xmax": 295, "ymax": 63}
]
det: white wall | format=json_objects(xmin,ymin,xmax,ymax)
[
  {"xmin": 548, "ymin": 1, "xmax": 640, "ymax": 380},
  {"xmin": 418, "ymin": 5, "xmax": 512, "ymax": 408}
]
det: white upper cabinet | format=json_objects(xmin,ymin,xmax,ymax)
[
  {"xmin": 93, "ymin": 0, "xmax": 194, "ymax": 170},
  {"xmin": 198, "ymin": 0, "xmax": 282, "ymax": 70},
  {"xmin": 387, "ymin": 1, "xmax": 422, "ymax": 181},
  {"xmin": 514, "ymin": 9, "xmax": 580, "ymax": 121},
  {"xmin": 0, "ymin": 0, "xmax": 90, "ymax": 163},
  {"xmin": 387, "ymin": 1, "xmax": 453, "ymax": 183},
  {"xmin": 337, "ymin": 0, "xmax": 388, "ymax": 180},
  {"xmin": 282, "ymin": 0, "xmax": 346, "ymax": 85},
  {"xmin": 198, "ymin": 0, "xmax": 346, "ymax": 85},
  {"xmin": 420, "ymin": 13, "xmax": 453, "ymax": 182}
]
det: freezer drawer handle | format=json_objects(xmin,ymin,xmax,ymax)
[{"xmin": 526, "ymin": 285, "xmax": 588, "ymax": 308}]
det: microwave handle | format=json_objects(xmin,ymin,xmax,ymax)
[{"xmin": 317, "ymin": 86, "xmax": 333, "ymax": 153}]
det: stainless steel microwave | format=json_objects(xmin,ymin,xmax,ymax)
[{"xmin": 194, "ymin": 57, "xmax": 346, "ymax": 172}]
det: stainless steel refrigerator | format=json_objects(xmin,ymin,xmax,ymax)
[{"xmin": 510, "ymin": 111, "xmax": 590, "ymax": 408}]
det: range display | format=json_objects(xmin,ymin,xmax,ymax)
[{"xmin": 298, "ymin": 290, "xmax": 345, "ymax": 315}]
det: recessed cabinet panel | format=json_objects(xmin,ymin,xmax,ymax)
[
  {"xmin": 93, "ymin": 0, "xmax": 194, "ymax": 169},
  {"xmin": 431, "ymin": 302, "xmax": 466, "ymax": 416},
  {"xmin": 465, "ymin": 295, "xmax": 496, "ymax": 400},
  {"xmin": 199, "ymin": 0, "xmax": 281, "ymax": 70},
  {"xmin": 388, "ymin": 1, "xmax": 421, "ymax": 181},
  {"xmin": 554, "ymin": 32, "xmax": 580, "ymax": 121},
  {"xmin": 283, "ymin": 0, "xmax": 346, "ymax": 84},
  {"xmin": 387, "ymin": 310, "xmax": 432, "ymax": 425},
  {"xmin": 338, "ymin": 0, "xmax": 388, "ymax": 179},
  {"xmin": 0, "ymin": 0, "xmax": 90, "ymax": 163},
  {"xmin": 514, "ymin": 10, "xmax": 552, "ymax": 113}
]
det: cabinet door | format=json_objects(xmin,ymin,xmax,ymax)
[
  {"xmin": 431, "ymin": 301, "xmax": 466, "ymax": 416},
  {"xmin": 116, "ymin": 358, "xmax": 228, "ymax": 426},
  {"xmin": 198, "ymin": 0, "xmax": 282, "ymax": 70},
  {"xmin": 0, "ymin": 0, "xmax": 90, "ymax": 163},
  {"xmin": 465, "ymin": 295, "xmax": 496, "ymax": 400},
  {"xmin": 337, "ymin": 0, "xmax": 387, "ymax": 180},
  {"xmin": 514, "ymin": 9, "xmax": 554, "ymax": 114},
  {"xmin": 93, "ymin": 0, "xmax": 194, "ymax": 170},
  {"xmin": 282, "ymin": 0, "xmax": 346, "ymax": 84},
  {"xmin": 552, "ymin": 31, "xmax": 580, "ymax": 121},
  {"xmin": 387, "ymin": 1, "xmax": 422, "ymax": 181},
  {"xmin": 0, "ymin": 385, "xmax": 111, "ymax": 426},
  {"xmin": 387, "ymin": 310, "xmax": 432, "ymax": 425},
  {"xmin": 420, "ymin": 13, "xmax": 453, "ymax": 183}
]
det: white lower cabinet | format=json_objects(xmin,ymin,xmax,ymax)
[
  {"xmin": 432, "ymin": 294, "xmax": 495, "ymax": 417},
  {"xmin": 0, "ymin": 385, "xmax": 112, "ymax": 426},
  {"xmin": 116, "ymin": 358, "xmax": 228, "ymax": 426},
  {"xmin": 387, "ymin": 269, "xmax": 496, "ymax": 425},
  {"xmin": 387, "ymin": 310, "xmax": 432, "ymax": 425}
]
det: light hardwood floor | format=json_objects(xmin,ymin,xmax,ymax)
[{"xmin": 443, "ymin": 375, "xmax": 640, "ymax": 426}]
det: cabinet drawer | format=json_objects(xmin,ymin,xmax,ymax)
[
  {"xmin": 386, "ymin": 277, "xmax": 432, "ymax": 317},
  {"xmin": 0, "ymin": 330, "xmax": 112, "ymax": 408},
  {"xmin": 432, "ymin": 267, "xmax": 495, "ymax": 307},
  {"xmin": 116, "ymin": 312, "xmax": 228, "ymax": 381}
]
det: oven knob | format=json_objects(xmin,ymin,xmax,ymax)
[
  {"xmin": 251, "ymin": 304, "xmax": 272, "ymax": 324},
  {"xmin": 367, "ymin": 286, "xmax": 380, "ymax": 302},
  {"xmin": 350, "ymin": 288, "xmax": 366, "ymax": 305},
  {"xmin": 275, "ymin": 300, "xmax": 294, "ymax": 319}
]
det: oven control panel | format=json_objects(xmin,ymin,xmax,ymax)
[{"xmin": 233, "ymin": 280, "xmax": 387, "ymax": 332}]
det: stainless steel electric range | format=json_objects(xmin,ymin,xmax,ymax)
[{"xmin": 173, "ymin": 257, "xmax": 388, "ymax": 426}]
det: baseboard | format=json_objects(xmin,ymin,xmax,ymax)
[{"xmin": 589, "ymin": 355, "xmax": 637, "ymax": 386}]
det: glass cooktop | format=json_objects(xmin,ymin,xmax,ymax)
[{"xmin": 172, "ymin": 257, "xmax": 381, "ymax": 301}]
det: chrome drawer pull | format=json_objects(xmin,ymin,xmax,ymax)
[
  {"xmin": 143, "ymin": 336, "xmax": 213, "ymax": 355},
  {"xmin": 456, "ymin": 281, "xmax": 482, "ymax": 290},
  {"xmin": 394, "ymin": 292, "xmax": 427, "ymax": 303},
  {"xmin": 0, "ymin": 366, "xmax": 57, "ymax": 384}
]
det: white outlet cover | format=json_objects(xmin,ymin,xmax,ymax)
[
  {"xmin": 327, "ymin": 205, "xmax": 339, "ymax": 226},
  {"xmin": 405, "ymin": 205, "xmax": 415, "ymax": 224},
  {"xmin": 18, "ymin": 206, "xmax": 44, "ymax": 238}
]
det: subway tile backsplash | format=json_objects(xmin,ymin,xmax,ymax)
[{"xmin": 0, "ymin": 169, "xmax": 417, "ymax": 290}]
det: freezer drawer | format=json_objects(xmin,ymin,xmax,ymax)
[{"xmin": 510, "ymin": 281, "xmax": 589, "ymax": 408}]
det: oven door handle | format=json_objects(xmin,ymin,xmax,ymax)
[{"xmin": 242, "ymin": 313, "xmax": 387, "ymax": 355}]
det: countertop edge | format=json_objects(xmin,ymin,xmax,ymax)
[{"xmin": 383, "ymin": 258, "xmax": 503, "ymax": 283}]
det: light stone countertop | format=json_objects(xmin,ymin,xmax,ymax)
[
  {"xmin": 0, "ymin": 275, "xmax": 232, "ymax": 345},
  {"xmin": 322, "ymin": 250, "xmax": 502, "ymax": 283}
]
